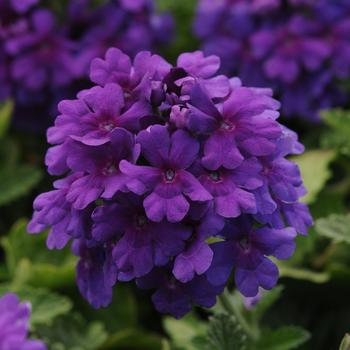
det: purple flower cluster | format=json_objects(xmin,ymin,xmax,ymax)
[
  {"xmin": 194, "ymin": 0, "xmax": 350, "ymax": 121},
  {"xmin": 28, "ymin": 48, "xmax": 312, "ymax": 318},
  {"xmin": 0, "ymin": 293, "xmax": 46, "ymax": 350},
  {"xmin": 0, "ymin": 0, "xmax": 173, "ymax": 131}
]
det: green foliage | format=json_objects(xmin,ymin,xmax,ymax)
[
  {"xmin": 0, "ymin": 165, "xmax": 42, "ymax": 206},
  {"xmin": 315, "ymin": 213, "xmax": 350, "ymax": 244},
  {"xmin": 1, "ymin": 219, "xmax": 76, "ymax": 288},
  {"xmin": 207, "ymin": 313, "xmax": 248, "ymax": 350},
  {"xmin": 0, "ymin": 284, "xmax": 72, "ymax": 328},
  {"xmin": 36, "ymin": 314, "xmax": 108, "ymax": 350},
  {"xmin": 321, "ymin": 109, "xmax": 350, "ymax": 155},
  {"xmin": 156, "ymin": 0, "xmax": 199, "ymax": 62},
  {"xmin": 293, "ymin": 150, "xmax": 336, "ymax": 204},
  {"xmin": 163, "ymin": 313, "xmax": 207, "ymax": 350},
  {"xmin": 255, "ymin": 327, "xmax": 310, "ymax": 350}
]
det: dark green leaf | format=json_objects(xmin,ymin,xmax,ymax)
[
  {"xmin": 0, "ymin": 165, "xmax": 42, "ymax": 206},
  {"xmin": 256, "ymin": 326, "xmax": 310, "ymax": 350},
  {"xmin": 1, "ymin": 219, "xmax": 76, "ymax": 288}
]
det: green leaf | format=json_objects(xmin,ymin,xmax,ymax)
[
  {"xmin": 339, "ymin": 333, "xmax": 350, "ymax": 350},
  {"xmin": 37, "ymin": 314, "xmax": 108, "ymax": 350},
  {"xmin": 1, "ymin": 219, "xmax": 76, "ymax": 288},
  {"xmin": 0, "ymin": 100, "xmax": 13, "ymax": 138},
  {"xmin": 250, "ymin": 286, "xmax": 284, "ymax": 323},
  {"xmin": 164, "ymin": 313, "xmax": 207, "ymax": 350},
  {"xmin": 292, "ymin": 150, "xmax": 336, "ymax": 204},
  {"xmin": 321, "ymin": 109, "xmax": 350, "ymax": 155},
  {"xmin": 207, "ymin": 313, "xmax": 248, "ymax": 350},
  {"xmin": 256, "ymin": 326, "xmax": 310, "ymax": 350},
  {"xmin": 315, "ymin": 213, "xmax": 350, "ymax": 244},
  {"xmin": 0, "ymin": 284, "xmax": 72, "ymax": 328},
  {"xmin": 0, "ymin": 165, "xmax": 42, "ymax": 206}
]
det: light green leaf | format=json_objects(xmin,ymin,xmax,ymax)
[
  {"xmin": 292, "ymin": 150, "xmax": 336, "ymax": 204},
  {"xmin": 37, "ymin": 314, "xmax": 107, "ymax": 350},
  {"xmin": 340, "ymin": 333, "xmax": 350, "ymax": 350},
  {"xmin": 207, "ymin": 313, "xmax": 248, "ymax": 350},
  {"xmin": 164, "ymin": 313, "xmax": 207, "ymax": 350},
  {"xmin": 0, "ymin": 100, "xmax": 13, "ymax": 138},
  {"xmin": 0, "ymin": 284, "xmax": 72, "ymax": 328},
  {"xmin": 256, "ymin": 326, "xmax": 310, "ymax": 350},
  {"xmin": 0, "ymin": 165, "xmax": 42, "ymax": 206},
  {"xmin": 315, "ymin": 213, "xmax": 350, "ymax": 244}
]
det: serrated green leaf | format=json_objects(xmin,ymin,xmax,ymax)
[
  {"xmin": 0, "ymin": 284, "xmax": 72, "ymax": 328},
  {"xmin": 1, "ymin": 219, "xmax": 76, "ymax": 288},
  {"xmin": 256, "ymin": 326, "xmax": 310, "ymax": 350},
  {"xmin": 321, "ymin": 109, "xmax": 350, "ymax": 155},
  {"xmin": 0, "ymin": 100, "xmax": 13, "ymax": 138},
  {"xmin": 207, "ymin": 313, "xmax": 248, "ymax": 350},
  {"xmin": 292, "ymin": 150, "xmax": 335, "ymax": 204},
  {"xmin": 0, "ymin": 165, "xmax": 42, "ymax": 206},
  {"xmin": 339, "ymin": 333, "xmax": 350, "ymax": 350},
  {"xmin": 315, "ymin": 213, "xmax": 350, "ymax": 244},
  {"xmin": 250, "ymin": 286, "xmax": 284, "ymax": 322},
  {"xmin": 37, "ymin": 314, "xmax": 107, "ymax": 350}
]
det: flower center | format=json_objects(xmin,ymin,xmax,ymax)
[
  {"xmin": 136, "ymin": 215, "xmax": 147, "ymax": 228},
  {"xmin": 164, "ymin": 169, "xmax": 176, "ymax": 182},
  {"xmin": 239, "ymin": 236, "xmax": 250, "ymax": 251},
  {"xmin": 209, "ymin": 171, "xmax": 221, "ymax": 182},
  {"xmin": 220, "ymin": 121, "xmax": 235, "ymax": 131},
  {"xmin": 102, "ymin": 162, "xmax": 117, "ymax": 176},
  {"xmin": 100, "ymin": 121, "xmax": 115, "ymax": 131}
]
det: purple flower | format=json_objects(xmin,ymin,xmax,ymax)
[
  {"xmin": 194, "ymin": 0, "xmax": 350, "ymax": 120},
  {"xmin": 29, "ymin": 48, "xmax": 312, "ymax": 318},
  {"xmin": 120, "ymin": 125, "xmax": 212, "ymax": 222},
  {"xmin": 208, "ymin": 217, "xmax": 297, "ymax": 297},
  {"xmin": 188, "ymin": 84, "xmax": 281, "ymax": 169},
  {"xmin": 0, "ymin": 293, "xmax": 46, "ymax": 350}
]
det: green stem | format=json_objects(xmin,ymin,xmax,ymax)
[{"xmin": 218, "ymin": 291, "xmax": 258, "ymax": 340}]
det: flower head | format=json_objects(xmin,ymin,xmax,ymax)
[
  {"xmin": 194, "ymin": 0, "xmax": 350, "ymax": 121},
  {"xmin": 29, "ymin": 48, "xmax": 312, "ymax": 318}
]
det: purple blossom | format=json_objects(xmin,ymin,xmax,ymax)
[
  {"xmin": 0, "ymin": 293, "xmax": 46, "ymax": 350},
  {"xmin": 194, "ymin": 0, "xmax": 350, "ymax": 121},
  {"xmin": 29, "ymin": 48, "xmax": 312, "ymax": 318}
]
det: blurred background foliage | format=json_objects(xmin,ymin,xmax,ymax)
[{"xmin": 0, "ymin": 0, "xmax": 350, "ymax": 349}]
